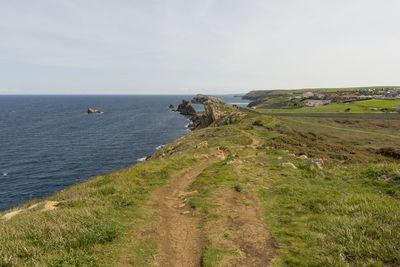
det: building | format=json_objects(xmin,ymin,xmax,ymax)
[
  {"xmin": 306, "ymin": 100, "xmax": 324, "ymax": 107},
  {"xmin": 302, "ymin": 92, "xmax": 314, "ymax": 98}
]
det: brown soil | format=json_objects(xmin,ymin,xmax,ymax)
[
  {"xmin": 206, "ymin": 188, "xmax": 276, "ymax": 267},
  {"xmin": 240, "ymin": 129, "xmax": 263, "ymax": 148},
  {"xmin": 153, "ymin": 149, "xmax": 227, "ymax": 267},
  {"xmin": 0, "ymin": 201, "xmax": 61, "ymax": 220}
]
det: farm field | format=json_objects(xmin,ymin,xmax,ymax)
[{"xmin": 255, "ymin": 99, "xmax": 400, "ymax": 114}]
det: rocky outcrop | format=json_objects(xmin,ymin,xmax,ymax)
[
  {"xmin": 177, "ymin": 100, "xmax": 197, "ymax": 116},
  {"xmin": 169, "ymin": 104, "xmax": 175, "ymax": 109},
  {"xmin": 191, "ymin": 94, "xmax": 226, "ymax": 105},
  {"xmin": 88, "ymin": 108, "xmax": 101, "ymax": 114},
  {"xmin": 189, "ymin": 101, "xmax": 246, "ymax": 130}
]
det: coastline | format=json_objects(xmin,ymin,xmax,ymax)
[{"xmin": 1, "ymin": 104, "xmax": 400, "ymax": 266}]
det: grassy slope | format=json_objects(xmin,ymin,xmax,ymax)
[
  {"xmin": 293, "ymin": 86, "xmax": 400, "ymax": 93},
  {"xmin": 256, "ymin": 99, "xmax": 400, "ymax": 113},
  {"xmin": 1, "ymin": 110, "xmax": 400, "ymax": 266}
]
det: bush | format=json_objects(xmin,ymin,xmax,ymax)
[{"xmin": 252, "ymin": 120, "xmax": 264, "ymax": 126}]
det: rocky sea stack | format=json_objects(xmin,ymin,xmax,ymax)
[
  {"xmin": 88, "ymin": 108, "xmax": 101, "ymax": 114},
  {"xmin": 177, "ymin": 100, "xmax": 197, "ymax": 116}
]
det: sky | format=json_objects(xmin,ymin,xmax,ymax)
[{"xmin": 0, "ymin": 0, "xmax": 399, "ymax": 95}]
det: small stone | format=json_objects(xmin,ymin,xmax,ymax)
[{"xmin": 282, "ymin": 162, "xmax": 297, "ymax": 169}]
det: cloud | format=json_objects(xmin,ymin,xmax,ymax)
[{"xmin": 0, "ymin": 0, "xmax": 399, "ymax": 94}]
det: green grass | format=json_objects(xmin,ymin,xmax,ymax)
[
  {"xmin": 293, "ymin": 86, "xmax": 400, "ymax": 93},
  {"xmin": 202, "ymin": 247, "xmax": 239, "ymax": 267},
  {"xmin": 0, "ymin": 152, "xmax": 203, "ymax": 266},
  {"xmin": 1, "ymin": 108, "xmax": 399, "ymax": 266},
  {"xmin": 357, "ymin": 99, "xmax": 399, "ymax": 109},
  {"xmin": 259, "ymin": 162, "xmax": 400, "ymax": 266},
  {"xmin": 255, "ymin": 99, "xmax": 399, "ymax": 113}
]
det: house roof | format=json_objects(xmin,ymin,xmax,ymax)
[{"xmin": 307, "ymin": 100, "xmax": 323, "ymax": 103}]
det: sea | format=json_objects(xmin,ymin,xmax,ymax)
[{"xmin": 0, "ymin": 95, "xmax": 248, "ymax": 211}]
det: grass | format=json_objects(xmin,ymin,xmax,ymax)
[
  {"xmin": 255, "ymin": 99, "xmax": 399, "ymax": 113},
  {"xmin": 0, "ymin": 152, "xmax": 203, "ymax": 266},
  {"xmin": 202, "ymin": 247, "xmax": 239, "ymax": 267},
  {"xmin": 293, "ymin": 86, "xmax": 400, "ymax": 93},
  {"xmin": 1, "ymin": 108, "xmax": 399, "ymax": 266}
]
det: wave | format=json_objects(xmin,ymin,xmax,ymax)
[
  {"xmin": 136, "ymin": 157, "xmax": 146, "ymax": 162},
  {"xmin": 156, "ymin": 145, "xmax": 165, "ymax": 150}
]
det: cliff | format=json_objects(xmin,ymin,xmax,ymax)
[
  {"xmin": 1, "ymin": 101, "xmax": 399, "ymax": 266},
  {"xmin": 190, "ymin": 100, "xmax": 245, "ymax": 129},
  {"xmin": 177, "ymin": 99, "xmax": 197, "ymax": 115}
]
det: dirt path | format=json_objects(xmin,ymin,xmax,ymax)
[
  {"xmin": 153, "ymin": 149, "xmax": 227, "ymax": 267},
  {"xmin": 239, "ymin": 130, "xmax": 263, "ymax": 148},
  {"xmin": 206, "ymin": 188, "xmax": 276, "ymax": 266}
]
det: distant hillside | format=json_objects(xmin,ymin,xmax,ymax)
[
  {"xmin": 242, "ymin": 90, "xmax": 293, "ymax": 100},
  {"xmin": 243, "ymin": 86, "xmax": 400, "ymax": 100}
]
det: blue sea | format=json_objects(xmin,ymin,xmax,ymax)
[{"xmin": 0, "ymin": 95, "xmax": 248, "ymax": 211}]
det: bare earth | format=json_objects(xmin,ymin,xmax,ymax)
[
  {"xmin": 153, "ymin": 146, "xmax": 276, "ymax": 267},
  {"xmin": 153, "ymin": 150, "xmax": 227, "ymax": 267}
]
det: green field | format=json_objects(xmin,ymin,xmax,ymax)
[
  {"xmin": 1, "ymin": 107, "xmax": 400, "ymax": 266},
  {"xmin": 293, "ymin": 86, "xmax": 400, "ymax": 93},
  {"xmin": 255, "ymin": 99, "xmax": 400, "ymax": 113}
]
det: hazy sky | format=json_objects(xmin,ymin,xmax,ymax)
[{"xmin": 1, "ymin": 0, "xmax": 399, "ymax": 94}]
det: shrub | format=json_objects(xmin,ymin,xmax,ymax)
[{"xmin": 252, "ymin": 120, "xmax": 264, "ymax": 126}]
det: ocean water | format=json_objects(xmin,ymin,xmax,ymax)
[{"xmin": 0, "ymin": 95, "xmax": 248, "ymax": 211}]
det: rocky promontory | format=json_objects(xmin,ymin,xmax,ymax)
[
  {"xmin": 177, "ymin": 100, "xmax": 197, "ymax": 116},
  {"xmin": 190, "ymin": 101, "xmax": 245, "ymax": 130},
  {"xmin": 191, "ymin": 94, "xmax": 226, "ymax": 105}
]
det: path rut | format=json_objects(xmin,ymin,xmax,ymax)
[{"xmin": 154, "ymin": 150, "xmax": 227, "ymax": 267}]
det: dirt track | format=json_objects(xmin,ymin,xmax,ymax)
[{"xmin": 153, "ymin": 150, "xmax": 227, "ymax": 267}]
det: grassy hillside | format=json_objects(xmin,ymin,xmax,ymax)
[
  {"xmin": 243, "ymin": 87, "xmax": 400, "ymax": 100},
  {"xmin": 293, "ymin": 86, "xmax": 400, "ymax": 93},
  {"xmin": 255, "ymin": 99, "xmax": 400, "ymax": 114},
  {"xmin": 1, "ymin": 109, "xmax": 399, "ymax": 266}
]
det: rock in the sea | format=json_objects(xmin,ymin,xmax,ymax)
[
  {"xmin": 177, "ymin": 100, "xmax": 197, "ymax": 116},
  {"xmin": 88, "ymin": 108, "xmax": 101, "ymax": 114},
  {"xmin": 169, "ymin": 104, "xmax": 175, "ymax": 109},
  {"xmin": 191, "ymin": 94, "xmax": 226, "ymax": 104}
]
